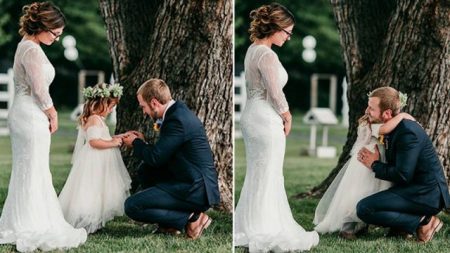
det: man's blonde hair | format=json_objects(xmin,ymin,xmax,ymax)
[
  {"xmin": 369, "ymin": 87, "xmax": 401, "ymax": 116},
  {"xmin": 137, "ymin": 78, "xmax": 172, "ymax": 104}
]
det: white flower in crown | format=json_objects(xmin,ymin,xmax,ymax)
[
  {"xmin": 109, "ymin": 83, "xmax": 123, "ymax": 98},
  {"xmin": 82, "ymin": 83, "xmax": 123, "ymax": 100}
]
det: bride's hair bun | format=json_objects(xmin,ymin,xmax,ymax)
[
  {"xmin": 19, "ymin": 1, "xmax": 66, "ymax": 36},
  {"xmin": 248, "ymin": 3, "xmax": 295, "ymax": 42}
]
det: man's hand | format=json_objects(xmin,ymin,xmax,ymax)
[
  {"xmin": 129, "ymin": 130, "xmax": 145, "ymax": 140},
  {"xmin": 357, "ymin": 145, "xmax": 380, "ymax": 169},
  {"xmin": 123, "ymin": 132, "xmax": 138, "ymax": 147}
]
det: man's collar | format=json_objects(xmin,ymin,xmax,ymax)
[{"xmin": 161, "ymin": 99, "xmax": 176, "ymax": 122}]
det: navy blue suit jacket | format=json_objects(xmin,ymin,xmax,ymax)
[
  {"xmin": 132, "ymin": 101, "xmax": 220, "ymax": 207},
  {"xmin": 372, "ymin": 120, "xmax": 450, "ymax": 209}
]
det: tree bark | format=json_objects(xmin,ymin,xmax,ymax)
[
  {"xmin": 98, "ymin": 0, "xmax": 233, "ymax": 212},
  {"xmin": 302, "ymin": 0, "xmax": 450, "ymax": 197}
]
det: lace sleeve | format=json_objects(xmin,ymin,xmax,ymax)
[
  {"xmin": 22, "ymin": 47, "xmax": 53, "ymax": 110},
  {"xmin": 258, "ymin": 51, "xmax": 289, "ymax": 114}
]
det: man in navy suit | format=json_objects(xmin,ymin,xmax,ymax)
[
  {"xmin": 122, "ymin": 78, "xmax": 220, "ymax": 239},
  {"xmin": 356, "ymin": 87, "xmax": 450, "ymax": 242}
]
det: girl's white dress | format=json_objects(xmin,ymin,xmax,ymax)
[
  {"xmin": 59, "ymin": 115, "xmax": 131, "ymax": 234},
  {"xmin": 314, "ymin": 123, "xmax": 393, "ymax": 233},
  {"xmin": 0, "ymin": 39, "xmax": 87, "ymax": 252},
  {"xmin": 235, "ymin": 44, "xmax": 319, "ymax": 252}
]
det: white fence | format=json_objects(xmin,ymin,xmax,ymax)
[
  {"xmin": 0, "ymin": 69, "xmax": 14, "ymax": 135},
  {"xmin": 234, "ymin": 71, "xmax": 246, "ymax": 138}
]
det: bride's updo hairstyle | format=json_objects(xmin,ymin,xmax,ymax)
[
  {"xmin": 19, "ymin": 1, "xmax": 66, "ymax": 36},
  {"xmin": 249, "ymin": 3, "xmax": 295, "ymax": 42}
]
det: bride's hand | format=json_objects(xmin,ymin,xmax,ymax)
[
  {"xmin": 281, "ymin": 111, "xmax": 292, "ymax": 136},
  {"xmin": 49, "ymin": 116, "xmax": 58, "ymax": 134},
  {"xmin": 45, "ymin": 106, "xmax": 58, "ymax": 134}
]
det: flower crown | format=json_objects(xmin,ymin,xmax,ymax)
[
  {"xmin": 398, "ymin": 91, "xmax": 408, "ymax": 109},
  {"xmin": 82, "ymin": 83, "xmax": 123, "ymax": 100}
]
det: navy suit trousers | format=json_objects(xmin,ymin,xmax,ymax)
[
  {"xmin": 357, "ymin": 190, "xmax": 441, "ymax": 234},
  {"xmin": 124, "ymin": 187, "xmax": 209, "ymax": 231}
]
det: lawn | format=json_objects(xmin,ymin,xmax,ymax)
[
  {"xmin": 0, "ymin": 111, "xmax": 232, "ymax": 253},
  {"xmin": 234, "ymin": 114, "xmax": 450, "ymax": 253}
]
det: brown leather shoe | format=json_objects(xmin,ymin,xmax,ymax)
[
  {"xmin": 186, "ymin": 212, "xmax": 212, "ymax": 240},
  {"xmin": 416, "ymin": 216, "xmax": 443, "ymax": 243},
  {"xmin": 153, "ymin": 226, "xmax": 181, "ymax": 236},
  {"xmin": 339, "ymin": 231, "xmax": 357, "ymax": 240}
]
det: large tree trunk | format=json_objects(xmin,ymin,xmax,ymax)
[
  {"xmin": 304, "ymin": 0, "xmax": 450, "ymax": 197},
  {"xmin": 98, "ymin": 0, "xmax": 233, "ymax": 212}
]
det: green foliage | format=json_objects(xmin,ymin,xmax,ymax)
[
  {"xmin": 0, "ymin": 111, "xmax": 232, "ymax": 253},
  {"xmin": 235, "ymin": 114, "xmax": 450, "ymax": 252},
  {"xmin": 235, "ymin": 0, "xmax": 346, "ymax": 111}
]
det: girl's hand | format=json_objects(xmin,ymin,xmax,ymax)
[{"xmin": 112, "ymin": 137, "xmax": 123, "ymax": 147}]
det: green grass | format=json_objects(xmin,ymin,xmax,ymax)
[
  {"xmin": 235, "ymin": 115, "xmax": 450, "ymax": 253},
  {"xmin": 0, "ymin": 111, "xmax": 232, "ymax": 253}
]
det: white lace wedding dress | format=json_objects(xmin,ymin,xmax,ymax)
[
  {"xmin": 0, "ymin": 39, "xmax": 87, "ymax": 252},
  {"xmin": 235, "ymin": 44, "xmax": 319, "ymax": 252},
  {"xmin": 313, "ymin": 123, "xmax": 392, "ymax": 233},
  {"xmin": 59, "ymin": 115, "xmax": 131, "ymax": 234}
]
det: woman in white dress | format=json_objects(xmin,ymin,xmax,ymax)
[
  {"xmin": 234, "ymin": 3, "xmax": 319, "ymax": 252},
  {"xmin": 314, "ymin": 112, "xmax": 414, "ymax": 238},
  {"xmin": 0, "ymin": 2, "xmax": 87, "ymax": 252}
]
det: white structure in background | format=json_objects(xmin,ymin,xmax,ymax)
[
  {"xmin": 310, "ymin": 73, "xmax": 337, "ymax": 113},
  {"xmin": 70, "ymin": 70, "xmax": 105, "ymax": 121},
  {"xmin": 305, "ymin": 73, "xmax": 339, "ymax": 158},
  {"xmin": 302, "ymin": 35, "xmax": 317, "ymax": 63},
  {"xmin": 341, "ymin": 77, "xmax": 349, "ymax": 127},
  {"xmin": 0, "ymin": 69, "xmax": 14, "ymax": 135},
  {"xmin": 303, "ymin": 108, "xmax": 338, "ymax": 158},
  {"xmin": 234, "ymin": 72, "xmax": 246, "ymax": 138}
]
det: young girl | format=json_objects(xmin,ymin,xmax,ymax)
[
  {"xmin": 59, "ymin": 83, "xmax": 131, "ymax": 234},
  {"xmin": 313, "ymin": 111, "xmax": 415, "ymax": 237}
]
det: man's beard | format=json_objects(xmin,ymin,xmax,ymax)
[
  {"xmin": 368, "ymin": 114, "xmax": 383, "ymax": 124},
  {"xmin": 150, "ymin": 110, "xmax": 158, "ymax": 121}
]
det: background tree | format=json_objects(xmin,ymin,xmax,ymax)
[
  {"xmin": 98, "ymin": 0, "xmax": 233, "ymax": 212},
  {"xmin": 305, "ymin": 0, "xmax": 450, "ymax": 197}
]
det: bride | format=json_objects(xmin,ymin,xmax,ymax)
[
  {"xmin": 0, "ymin": 2, "xmax": 86, "ymax": 252},
  {"xmin": 234, "ymin": 3, "xmax": 319, "ymax": 252}
]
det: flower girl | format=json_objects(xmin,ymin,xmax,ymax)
[
  {"xmin": 59, "ymin": 83, "xmax": 131, "ymax": 234},
  {"xmin": 314, "ymin": 107, "xmax": 415, "ymax": 238}
]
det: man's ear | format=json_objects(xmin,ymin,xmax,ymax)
[{"xmin": 382, "ymin": 109, "xmax": 393, "ymax": 120}]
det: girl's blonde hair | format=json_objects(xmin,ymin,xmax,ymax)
[
  {"xmin": 79, "ymin": 97, "xmax": 118, "ymax": 126},
  {"xmin": 358, "ymin": 114, "xmax": 369, "ymax": 126}
]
